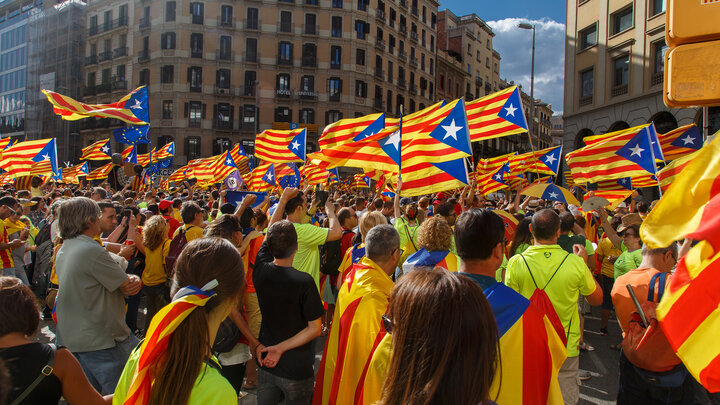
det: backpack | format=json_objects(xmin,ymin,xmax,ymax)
[
  {"xmin": 164, "ymin": 226, "xmax": 194, "ymax": 277},
  {"xmin": 622, "ymin": 272, "xmax": 684, "ymax": 376},
  {"xmin": 519, "ymin": 253, "xmax": 570, "ymax": 346},
  {"xmin": 31, "ymin": 220, "xmax": 54, "ymax": 292},
  {"xmin": 212, "ymin": 317, "xmax": 242, "ymax": 354},
  {"xmin": 320, "ymin": 229, "xmax": 352, "ymax": 276}
]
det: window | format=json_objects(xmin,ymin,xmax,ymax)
[
  {"xmin": 161, "ymin": 65, "xmax": 174, "ymax": 83},
  {"xmin": 246, "ymin": 38, "xmax": 257, "ymax": 62},
  {"xmin": 429, "ymin": 58, "xmax": 433, "ymax": 74},
  {"xmin": 243, "ymin": 105, "xmax": 256, "ymax": 130},
  {"xmin": 87, "ymin": 72, "xmax": 95, "ymax": 88},
  {"xmin": 215, "ymin": 103, "xmax": 232, "ymax": 129},
  {"xmin": 330, "ymin": 46, "xmax": 341, "ymax": 69},
  {"xmin": 580, "ymin": 68, "xmax": 593, "ymax": 98},
  {"xmin": 326, "ymin": 110, "xmax": 342, "ymax": 125},
  {"xmin": 387, "ymin": 60, "xmax": 393, "ymax": 82},
  {"xmin": 358, "ymin": 0, "xmax": 368, "ymax": 11},
  {"xmin": 299, "ymin": 108, "xmax": 314, "ymax": 124},
  {"xmin": 653, "ymin": 40, "xmax": 668, "ymax": 75},
  {"xmin": 221, "ymin": 6, "xmax": 233, "ymax": 26},
  {"xmin": 328, "ymin": 77, "xmax": 342, "ymax": 101},
  {"xmin": 275, "ymin": 107, "xmax": 291, "ymax": 122},
  {"xmin": 430, "ymin": 35, "xmax": 434, "ymax": 52},
  {"xmin": 386, "ymin": 89, "xmax": 392, "ymax": 112},
  {"xmin": 188, "ymin": 66, "xmax": 202, "ymax": 91},
  {"xmin": 190, "ymin": 2, "xmax": 204, "ymax": 24},
  {"xmin": 486, "ymin": 57, "xmax": 490, "ymax": 68},
  {"xmin": 190, "ymin": 33, "xmax": 203, "ymax": 57},
  {"xmin": 276, "ymin": 73, "xmax": 290, "ymax": 95},
  {"xmin": 439, "ymin": 74, "xmax": 444, "ymax": 91},
  {"xmin": 301, "ymin": 75, "xmax": 315, "ymax": 91},
  {"xmin": 116, "ymin": 65, "xmax": 126, "ymax": 82},
  {"xmin": 213, "ymin": 137, "xmax": 232, "ymax": 154},
  {"xmin": 162, "ymin": 100, "xmax": 173, "ymax": 119},
  {"xmin": 332, "ymin": 0, "xmax": 343, "ymax": 7},
  {"xmin": 355, "ymin": 80, "xmax": 367, "ymax": 98},
  {"xmin": 356, "ymin": 48, "xmax": 365, "ymax": 66},
  {"xmin": 246, "ymin": 8, "xmax": 258, "ymax": 29},
  {"xmin": 101, "ymin": 68, "xmax": 111, "ymax": 85},
  {"xmin": 355, "ymin": 20, "xmax": 368, "ymax": 40},
  {"xmin": 612, "ymin": 7, "xmax": 633, "ymax": 35},
  {"xmin": 331, "ymin": 16, "xmax": 342, "ymax": 37},
  {"xmin": 280, "ymin": 11, "xmax": 292, "ymax": 32},
  {"xmin": 278, "ymin": 42, "xmax": 293, "ymax": 65},
  {"xmin": 579, "ymin": 24, "xmax": 597, "ymax": 50},
  {"xmin": 188, "ymin": 102, "xmax": 203, "ymax": 127},
  {"xmin": 89, "ymin": 15, "xmax": 97, "ymax": 31},
  {"xmin": 305, "ymin": 14, "xmax": 316, "ymax": 34},
  {"xmin": 421, "ymin": 53, "xmax": 425, "ymax": 71},
  {"xmin": 161, "ymin": 32, "xmax": 176, "ymax": 49},
  {"xmin": 166, "ymin": 1, "xmax": 176, "ymax": 22},
  {"xmin": 216, "ymin": 69, "xmax": 231, "ymax": 88},
  {"xmin": 613, "ymin": 54, "xmax": 629, "ymax": 86},
  {"xmin": 186, "ymin": 136, "xmax": 201, "ymax": 160},
  {"xmin": 219, "ymin": 36, "xmax": 232, "ymax": 59},
  {"xmin": 244, "ymin": 71, "xmax": 257, "ymax": 96},
  {"xmin": 467, "ymin": 64, "xmax": 471, "ymax": 74},
  {"xmin": 302, "ymin": 43, "xmax": 317, "ymax": 66},
  {"xmin": 138, "ymin": 69, "xmax": 149, "ymax": 86},
  {"xmin": 650, "ymin": 0, "xmax": 665, "ymax": 16}
]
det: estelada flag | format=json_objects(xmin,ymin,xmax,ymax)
[
  {"xmin": 465, "ymin": 85, "xmax": 528, "ymax": 142},
  {"xmin": 42, "ymin": 86, "xmax": 148, "ymax": 125},
  {"xmin": 401, "ymin": 248, "xmax": 459, "ymax": 273},
  {"xmin": 658, "ymin": 124, "xmax": 702, "ymax": 161},
  {"xmin": 80, "ymin": 138, "xmax": 112, "ymax": 161},
  {"xmin": 314, "ymin": 257, "xmax": 394, "ymax": 405},
  {"xmin": 320, "ymin": 112, "xmax": 386, "ymax": 149},
  {"xmin": 255, "ymin": 128, "xmax": 306, "ymax": 163},
  {"xmin": 86, "ymin": 162, "xmax": 114, "ymax": 181}
]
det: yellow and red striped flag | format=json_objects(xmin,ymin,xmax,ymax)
[
  {"xmin": 0, "ymin": 138, "xmax": 58, "ymax": 179},
  {"xmin": 80, "ymin": 138, "xmax": 112, "ymax": 161},
  {"xmin": 186, "ymin": 157, "xmax": 215, "ymax": 184},
  {"xmin": 62, "ymin": 162, "xmax": 90, "ymax": 184},
  {"xmin": 513, "ymin": 146, "xmax": 563, "ymax": 175},
  {"xmin": 136, "ymin": 149, "xmax": 154, "ymax": 167},
  {"xmin": 154, "ymin": 142, "xmax": 175, "ymax": 161},
  {"xmin": 465, "ymin": 85, "xmax": 528, "ymax": 143},
  {"xmin": 584, "ymin": 189, "xmax": 633, "ymax": 210},
  {"xmin": 658, "ymin": 124, "xmax": 702, "ymax": 161},
  {"xmin": 207, "ymin": 151, "xmax": 238, "ymax": 185},
  {"xmin": 300, "ymin": 163, "xmax": 330, "ymax": 185},
  {"xmin": 247, "ymin": 163, "xmax": 278, "ymax": 192},
  {"xmin": 657, "ymin": 151, "xmax": 697, "ymax": 192},
  {"xmin": 255, "ymin": 128, "xmax": 306, "ymax": 163},
  {"xmin": 167, "ymin": 165, "xmax": 188, "ymax": 184},
  {"xmin": 320, "ymin": 113, "xmax": 386, "ymax": 149},
  {"xmin": 229, "ymin": 143, "xmax": 250, "ymax": 175},
  {"xmin": 42, "ymin": 86, "xmax": 148, "ymax": 125},
  {"xmin": 86, "ymin": 162, "xmax": 114, "ymax": 181}
]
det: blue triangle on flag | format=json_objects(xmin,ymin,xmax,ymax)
[
  {"xmin": 426, "ymin": 100, "xmax": 472, "ymax": 156},
  {"xmin": 289, "ymin": 129, "xmax": 306, "ymax": 161},
  {"xmin": 430, "ymin": 158, "xmax": 469, "ymax": 183},
  {"xmin": 377, "ymin": 129, "xmax": 401, "ymax": 166},
  {"xmin": 224, "ymin": 151, "xmax": 237, "ymax": 168},
  {"xmin": 354, "ymin": 114, "xmax": 386, "ymax": 141},
  {"xmin": 123, "ymin": 86, "xmax": 149, "ymax": 123},
  {"xmin": 540, "ymin": 146, "xmax": 562, "ymax": 174},
  {"xmin": 669, "ymin": 125, "xmax": 702, "ymax": 150},
  {"xmin": 32, "ymin": 139, "xmax": 59, "ymax": 175},
  {"xmin": 497, "ymin": 87, "xmax": 528, "ymax": 130},
  {"xmin": 617, "ymin": 177, "xmax": 633, "ymax": 190},
  {"xmin": 263, "ymin": 164, "xmax": 276, "ymax": 186},
  {"xmin": 616, "ymin": 127, "xmax": 658, "ymax": 174},
  {"xmin": 540, "ymin": 184, "xmax": 567, "ymax": 203}
]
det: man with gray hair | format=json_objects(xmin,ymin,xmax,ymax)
[
  {"xmin": 314, "ymin": 224, "xmax": 400, "ymax": 403},
  {"xmin": 54, "ymin": 197, "xmax": 141, "ymax": 394}
]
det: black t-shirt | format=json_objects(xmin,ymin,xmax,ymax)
[
  {"xmin": 253, "ymin": 242, "xmax": 325, "ymax": 380},
  {"xmin": 0, "ymin": 342, "xmax": 63, "ymax": 404}
]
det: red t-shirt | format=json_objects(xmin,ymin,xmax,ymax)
[
  {"xmin": 163, "ymin": 215, "xmax": 181, "ymax": 239},
  {"xmin": 340, "ymin": 228, "xmax": 355, "ymax": 257}
]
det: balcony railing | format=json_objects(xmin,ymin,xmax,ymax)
[
  {"xmin": 611, "ymin": 83, "xmax": 628, "ymax": 97},
  {"xmin": 375, "ymin": 67, "xmax": 384, "ymax": 79},
  {"xmin": 302, "ymin": 56, "xmax": 317, "ymax": 67},
  {"xmin": 329, "ymin": 93, "xmax": 340, "ymax": 102},
  {"xmin": 651, "ymin": 72, "xmax": 663, "ymax": 86},
  {"xmin": 244, "ymin": 19, "xmax": 260, "ymax": 30},
  {"xmin": 276, "ymin": 89, "xmax": 292, "ymax": 98},
  {"xmin": 98, "ymin": 50, "xmax": 113, "ymax": 62},
  {"xmin": 139, "ymin": 17, "xmax": 150, "ymax": 29},
  {"xmin": 410, "ymin": 84, "xmax": 417, "ymax": 94},
  {"xmin": 214, "ymin": 85, "xmax": 235, "ymax": 96},
  {"xmin": 409, "ymin": 57, "xmax": 418, "ymax": 68},
  {"xmin": 83, "ymin": 85, "xmax": 96, "ymax": 96},
  {"xmin": 113, "ymin": 47, "xmax": 128, "ymax": 58},
  {"xmin": 579, "ymin": 95, "xmax": 593, "ymax": 106},
  {"xmin": 298, "ymin": 90, "xmax": 318, "ymax": 100},
  {"xmin": 410, "ymin": 31, "xmax": 418, "ymax": 43},
  {"xmin": 376, "ymin": 9, "xmax": 385, "ymax": 22},
  {"xmin": 138, "ymin": 49, "xmax": 149, "ymax": 62},
  {"xmin": 304, "ymin": 24, "xmax": 317, "ymax": 35},
  {"xmin": 375, "ymin": 38, "xmax": 386, "ymax": 51},
  {"xmin": 398, "ymin": 50, "xmax": 407, "ymax": 61},
  {"xmin": 96, "ymin": 83, "xmax": 111, "ymax": 94},
  {"xmin": 112, "ymin": 80, "xmax": 127, "ymax": 91},
  {"xmin": 485, "ymin": 82, "xmax": 492, "ymax": 92},
  {"xmin": 88, "ymin": 16, "xmax": 128, "ymax": 36},
  {"xmin": 213, "ymin": 120, "xmax": 234, "ymax": 130},
  {"xmin": 245, "ymin": 52, "xmax": 258, "ymax": 63},
  {"xmin": 411, "ymin": 6, "xmax": 418, "ymax": 16},
  {"xmin": 399, "ymin": 25, "xmax": 407, "ymax": 36},
  {"xmin": 216, "ymin": 50, "xmax": 233, "ymax": 61},
  {"xmin": 218, "ymin": 17, "xmax": 234, "ymax": 28},
  {"xmin": 399, "ymin": 0, "xmax": 407, "ymax": 9},
  {"xmin": 278, "ymin": 23, "xmax": 292, "ymax": 33},
  {"xmin": 85, "ymin": 55, "xmax": 98, "ymax": 65},
  {"xmin": 398, "ymin": 79, "xmax": 406, "ymax": 89},
  {"xmin": 191, "ymin": 49, "xmax": 203, "ymax": 58},
  {"xmin": 475, "ymin": 77, "xmax": 482, "ymax": 85},
  {"xmin": 277, "ymin": 57, "xmax": 293, "ymax": 66}
]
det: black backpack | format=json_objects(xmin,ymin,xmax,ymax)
[
  {"xmin": 320, "ymin": 230, "xmax": 352, "ymax": 276},
  {"xmin": 212, "ymin": 317, "xmax": 242, "ymax": 353}
]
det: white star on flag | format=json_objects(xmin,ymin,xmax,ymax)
[
  {"xmin": 548, "ymin": 191, "xmax": 558, "ymax": 199},
  {"xmin": 504, "ymin": 103, "xmax": 517, "ymax": 117},
  {"xmin": 266, "ymin": 172, "xmax": 274, "ymax": 181},
  {"xmin": 291, "ymin": 140, "xmax": 300, "ymax": 150},
  {"xmin": 101, "ymin": 145, "xmax": 109, "ymax": 153},
  {"xmin": 225, "ymin": 158, "xmax": 233, "ymax": 165},
  {"xmin": 544, "ymin": 153, "xmax": 557, "ymax": 165},
  {"xmin": 494, "ymin": 173, "xmax": 502, "ymax": 181},
  {"xmin": 629, "ymin": 144, "xmax": 644, "ymax": 157},
  {"xmin": 441, "ymin": 119, "xmax": 462, "ymax": 141},
  {"xmin": 130, "ymin": 99, "xmax": 143, "ymax": 109},
  {"xmin": 680, "ymin": 134, "xmax": 696, "ymax": 145},
  {"xmin": 386, "ymin": 130, "xmax": 401, "ymax": 150},
  {"xmin": 42, "ymin": 154, "xmax": 50, "ymax": 161}
]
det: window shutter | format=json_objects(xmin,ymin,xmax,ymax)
[
  {"xmin": 216, "ymin": 69, "xmax": 221, "ymax": 85},
  {"xmin": 213, "ymin": 104, "xmax": 218, "ymax": 122},
  {"xmin": 184, "ymin": 102, "xmax": 189, "ymax": 117},
  {"xmin": 339, "ymin": 79, "xmax": 343, "ymax": 92},
  {"xmin": 201, "ymin": 103, "xmax": 206, "ymax": 119},
  {"xmin": 187, "ymin": 67, "xmax": 191, "ymax": 82}
]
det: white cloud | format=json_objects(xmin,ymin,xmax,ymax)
[{"xmin": 488, "ymin": 18, "xmax": 566, "ymax": 115}]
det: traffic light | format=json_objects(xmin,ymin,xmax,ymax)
[{"xmin": 664, "ymin": 0, "xmax": 720, "ymax": 107}]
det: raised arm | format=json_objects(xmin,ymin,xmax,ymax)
[
  {"xmin": 597, "ymin": 207, "xmax": 622, "ymax": 250},
  {"xmin": 268, "ymin": 188, "xmax": 298, "ymax": 227}
]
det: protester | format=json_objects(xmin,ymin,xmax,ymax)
[
  {"xmin": 505, "ymin": 208, "xmax": 603, "ymax": 405},
  {"xmin": 595, "ymin": 215, "xmax": 623, "ymax": 336},
  {"xmin": 0, "ymin": 197, "xmax": 24, "ymax": 280},
  {"xmin": 337, "ymin": 211, "xmax": 388, "ymax": 282},
  {"xmin": 393, "ymin": 186, "xmax": 420, "ymax": 266},
  {"xmin": 139, "ymin": 215, "xmax": 171, "ymax": 330},
  {"xmin": 159, "ymin": 199, "xmax": 181, "ymax": 238},
  {"xmin": 401, "ymin": 216, "xmax": 459, "ymax": 274},
  {"xmin": 174, "ymin": 201, "xmax": 205, "ymax": 241},
  {"xmin": 113, "ymin": 237, "xmax": 244, "ymax": 404},
  {"xmin": 54, "ymin": 197, "xmax": 141, "ymax": 394},
  {"xmin": 508, "ymin": 217, "xmax": 532, "ymax": 256}
]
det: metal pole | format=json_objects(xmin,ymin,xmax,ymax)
[
  {"xmin": 528, "ymin": 25, "xmax": 536, "ymax": 152},
  {"xmin": 703, "ymin": 106, "xmax": 709, "ymax": 143}
]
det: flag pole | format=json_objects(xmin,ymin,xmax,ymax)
[{"xmin": 398, "ymin": 104, "xmax": 403, "ymax": 196}]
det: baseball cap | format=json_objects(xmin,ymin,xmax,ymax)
[{"xmin": 158, "ymin": 200, "xmax": 173, "ymax": 211}]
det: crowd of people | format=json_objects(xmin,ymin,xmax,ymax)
[{"xmin": 0, "ymin": 175, "xmax": 717, "ymax": 405}]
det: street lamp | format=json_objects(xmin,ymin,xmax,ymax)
[{"xmin": 518, "ymin": 23, "xmax": 535, "ymax": 152}]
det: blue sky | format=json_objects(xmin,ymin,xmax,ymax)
[{"xmin": 439, "ymin": 1, "xmax": 567, "ymax": 115}]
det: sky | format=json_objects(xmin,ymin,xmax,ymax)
[{"xmin": 439, "ymin": 1, "xmax": 567, "ymax": 115}]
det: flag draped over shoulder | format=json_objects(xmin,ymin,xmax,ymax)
[
  {"xmin": 0, "ymin": 138, "xmax": 59, "ymax": 179},
  {"xmin": 80, "ymin": 138, "xmax": 112, "ymax": 161},
  {"xmin": 314, "ymin": 257, "xmax": 394, "ymax": 405},
  {"xmin": 255, "ymin": 128, "xmax": 306, "ymax": 163},
  {"xmin": 465, "ymin": 85, "xmax": 528, "ymax": 142},
  {"xmin": 401, "ymin": 248, "xmax": 459, "ymax": 273},
  {"xmin": 42, "ymin": 86, "xmax": 149, "ymax": 125}
]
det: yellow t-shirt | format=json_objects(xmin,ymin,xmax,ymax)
[
  {"xmin": 142, "ymin": 239, "xmax": 170, "ymax": 287},
  {"xmin": 173, "ymin": 224, "xmax": 204, "ymax": 242},
  {"xmin": 172, "ymin": 209, "xmax": 182, "ymax": 223},
  {"xmin": 505, "ymin": 244, "xmax": 597, "ymax": 357},
  {"xmin": 596, "ymin": 237, "xmax": 622, "ymax": 278}
]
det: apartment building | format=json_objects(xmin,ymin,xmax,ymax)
[
  {"xmin": 562, "ymin": 0, "xmax": 716, "ymax": 151},
  {"xmin": 79, "ymin": 0, "xmax": 438, "ymax": 165}
]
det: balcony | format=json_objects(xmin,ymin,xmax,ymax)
[
  {"xmin": 242, "ymin": 86, "xmax": 256, "ymax": 97},
  {"xmin": 303, "ymin": 24, "xmax": 317, "ymax": 35},
  {"xmin": 278, "ymin": 23, "xmax": 292, "ymax": 33},
  {"xmin": 83, "ymin": 85, "xmax": 96, "ymax": 97},
  {"xmin": 579, "ymin": 95, "xmax": 593, "ymax": 106},
  {"xmin": 399, "ymin": 25, "xmax": 407, "ymax": 36},
  {"xmin": 214, "ymin": 85, "xmax": 235, "ymax": 96},
  {"xmin": 191, "ymin": 49, "xmax": 203, "ymax": 58},
  {"xmin": 298, "ymin": 90, "xmax": 318, "ymax": 100},
  {"xmin": 112, "ymin": 80, "xmax": 127, "ymax": 91},
  {"xmin": 409, "ymin": 57, "xmax": 418, "ymax": 68},
  {"xmin": 214, "ymin": 120, "xmax": 234, "ymax": 131},
  {"xmin": 485, "ymin": 82, "xmax": 492, "ymax": 92},
  {"xmin": 276, "ymin": 89, "xmax": 292, "ymax": 98},
  {"xmin": 218, "ymin": 17, "xmax": 235, "ymax": 28},
  {"xmin": 410, "ymin": 31, "xmax": 418, "ymax": 43},
  {"xmin": 375, "ymin": 38, "xmax": 386, "ymax": 51},
  {"xmin": 398, "ymin": 79, "xmax": 406, "ymax": 89},
  {"xmin": 139, "ymin": 17, "xmax": 150, "ymax": 30},
  {"xmin": 216, "ymin": 50, "xmax": 233, "ymax": 61},
  {"xmin": 376, "ymin": 9, "xmax": 386, "ymax": 22},
  {"xmin": 302, "ymin": 56, "xmax": 317, "ymax": 67},
  {"xmin": 651, "ymin": 72, "xmax": 663, "ymax": 86},
  {"xmin": 399, "ymin": 0, "xmax": 407, "ymax": 9},
  {"xmin": 138, "ymin": 49, "xmax": 149, "ymax": 62},
  {"xmin": 245, "ymin": 52, "xmax": 258, "ymax": 63},
  {"xmin": 411, "ymin": 6, "xmax": 418, "ymax": 16},
  {"xmin": 244, "ymin": 19, "xmax": 260, "ymax": 30},
  {"xmin": 96, "ymin": 83, "xmax": 111, "ymax": 94},
  {"xmin": 475, "ymin": 76, "xmax": 482, "ymax": 85},
  {"xmin": 398, "ymin": 50, "xmax": 407, "ymax": 61},
  {"xmin": 113, "ymin": 47, "xmax": 128, "ymax": 58},
  {"xmin": 85, "ymin": 55, "xmax": 98, "ymax": 65},
  {"xmin": 374, "ymin": 98, "xmax": 383, "ymax": 110},
  {"xmin": 88, "ymin": 16, "xmax": 128, "ymax": 37},
  {"xmin": 189, "ymin": 120, "xmax": 201, "ymax": 129},
  {"xmin": 611, "ymin": 83, "xmax": 628, "ymax": 97},
  {"xmin": 410, "ymin": 84, "xmax": 417, "ymax": 94},
  {"xmin": 375, "ymin": 67, "xmax": 384, "ymax": 79},
  {"xmin": 98, "ymin": 50, "xmax": 113, "ymax": 62},
  {"xmin": 329, "ymin": 93, "xmax": 340, "ymax": 102}
]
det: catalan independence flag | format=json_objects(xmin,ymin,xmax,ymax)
[
  {"xmin": 122, "ymin": 145, "xmax": 137, "ymax": 164},
  {"xmin": 0, "ymin": 138, "xmax": 59, "ymax": 179},
  {"xmin": 255, "ymin": 128, "xmax": 306, "ymax": 163},
  {"xmin": 80, "ymin": 138, "xmax": 112, "ymax": 161},
  {"xmin": 517, "ymin": 145, "xmax": 563, "ymax": 175},
  {"xmin": 320, "ymin": 113, "xmax": 386, "ymax": 149},
  {"xmin": 314, "ymin": 257, "xmax": 394, "ymax": 405},
  {"xmin": 401, "ymin": 248, "xmax": 459, "ymax": 273},
  {"xmin": 229, "ymin": 143, "xmax": 250, "ymax": 175},
  {"xmin": 136, "ymin": 149, "xmax": 153, "ymax": 167},
  {"xmin": 42, "ymin": 86, "xmax": 148, "ymax": 125},
  {"xmin": 585, "ymin": 189, "xmax": 633, "ymax": 210},
  {"xmin": 400, "ymin": 157, "xmax": 470, "ymax": 197},
  {"xmin": 154, "ymin": 142, "xmax": 175, "ymax": 161},
  {"xmin": 186, "ymin": 157, "xmax": 215, "ymax": 184},
  {"xmin": 658, "ymin": 124, "xmax": 702, "ymax": 161},
  {"xmin": 566, "ymin": 124, "xmax": 662, "ymax": 184},
  {"xmin": 247, "ymin": 163, "xmax": 277, "ymax": 192},
  {"xmin": 167, "ymin": 165, "xmax": 188, "ymax": 184},
  {"xmin": 62, "ymin": 162, "xmax": 89, "ymax": 184},
  {"xmin": 465, "ymin": 85, "xmax": 528, "ymax": 143},
  {"xmin": 208, "ymin": 150, "xmax": 238, "ymax": 185},
  {"xmin": 86, "ymin": 162, "xmax": 114, "ymax": 181},
  {"xmin": 300, "ymin": 162, "xmax": 330, "ymax": 185}
]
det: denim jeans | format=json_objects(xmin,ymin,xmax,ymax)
[
  {"xmin": 73, "ymin": 334, "xmax": 140, "ymax": 395},
  {"xmin": 2, "ymin": 266, "xmax": 29, "ymax": 285},
  {"xmin": 257, "ymin": 368, "xmax": 314, "ymax": 405}
]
